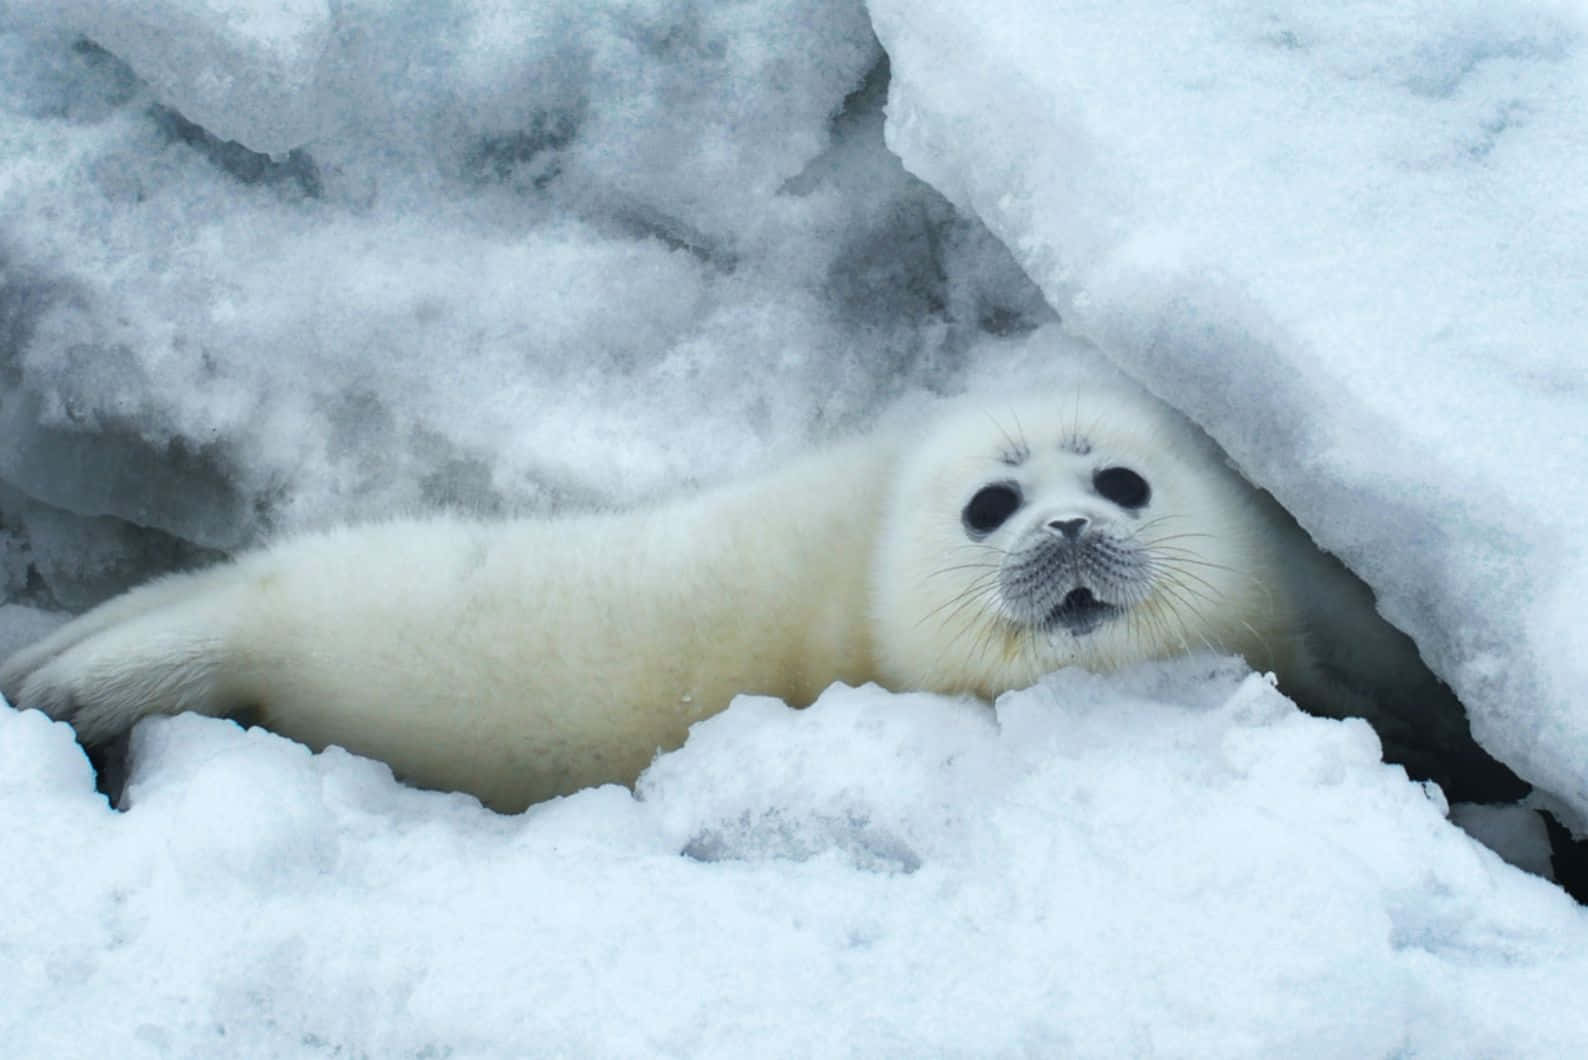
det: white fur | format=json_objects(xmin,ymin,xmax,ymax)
[
  {"xmin": 2, "ymin": 384, "xmax": 1369, "ymax": 811},
  {"xmin": 873, "ymin": 385, "xmax": 1308, "ymax": 699}
]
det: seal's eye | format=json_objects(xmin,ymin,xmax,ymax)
[
  {"xmin": 1093, "ymin": 466, "xmax": 1150, "ymax": 509},
  {"xmin": 963, "ymin": 482, "xmax": 1022, "ymax": 536}
]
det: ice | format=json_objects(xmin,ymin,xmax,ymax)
[
  {"xmin": 1450, "ymin": 801, "xmax": 1558, "ymax": 880},
  {"xmin": 871, "ymin": 0, "xmax": 1588, "ymax": 819}
]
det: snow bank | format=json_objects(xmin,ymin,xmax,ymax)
[
  {"xmin": 6, "ymin": 665, "xmax": 1588, "ymax": 1055},
  {"xmin": 0, "ymin": 0, "xmax": 1048, "ymax": 605},
  {"xmin": 871, "ymin": 0, "xmax": 1588, "ymax": 818}
]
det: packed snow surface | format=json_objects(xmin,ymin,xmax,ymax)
[
  {"xmin": 3, "ymin": 0, "xmax": 1588, "ymax": 1054},
  {"xmin": 7, "ymin": 665, "xmax": 1588, "ymax": 1055}
]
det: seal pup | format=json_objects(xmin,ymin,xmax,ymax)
[{"xmin": 0, "ymin": 380, "xmax": 1456, "ymax": 811}]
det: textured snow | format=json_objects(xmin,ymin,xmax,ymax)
[
  {"xmin": 870, "ymin": 0, "xmax": 1588, "ymax": 819},
  {"xmin": 6, "ymin": 665, "xmax": 1588, "ymax": 1055},
  {"xmin": 0, "ymin": 0, "xmax": 1044, "ymax": 586},
  {"xmin": 7, "ymin": 0, "xmax": 332, "ymax": 155}
]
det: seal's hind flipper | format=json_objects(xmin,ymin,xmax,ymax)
[
  {"xmin": 0, "ymin": 569, "xmax": 222, "ymax": 692},
  {"xmin": 1, "ymin": 588, "xmax": 236, "ymax": 746}
]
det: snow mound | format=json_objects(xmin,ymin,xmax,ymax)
[{"xmin": 6, "ymin": 664, "xmax": 1588, "ymax": 1054}]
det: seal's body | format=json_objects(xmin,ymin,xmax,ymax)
[
  {"xmin": 3, "ymin": 381, "xmax": 1442, "ymax": 811},
  {"xmin": 3, "ymin": 432, "xmax": 902, "ymax": 810}
]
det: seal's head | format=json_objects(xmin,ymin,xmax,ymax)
[{"xmin": 872, "ymin": 383, "xmax": 1300, "ymax": 699}]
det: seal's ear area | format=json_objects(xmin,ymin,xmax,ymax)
[{"xmin": 1, "ymin": 585, "xmax": 235, "ymax": 745}]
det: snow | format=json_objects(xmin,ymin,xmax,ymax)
[
  {"xmin": 3, "ymin": 0, "xmax": 1588, "ymax": 1053},
  {"xmin": 6, "ymin": 665, "xmax": 1588, "ymax": 1055},
  {"xmin": 6, "ymin": 0, "xmax": 332, "ymax": 156},
  {"xmin": 0, "ymin": 0, "xmax": 1029, "ymax": 570},
  {"xmin": 870, "ymin": 0, "xmax": 1588, "ymax": 819}
]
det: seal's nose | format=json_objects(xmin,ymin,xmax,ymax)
[{"xmin": 1047, "ymin": 517, "xmax": 1088, "ymax": 540}]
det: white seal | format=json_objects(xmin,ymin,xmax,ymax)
[{"xmin": 0, "ymin": 379, "xmax": 1419, "ymax": 811}]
